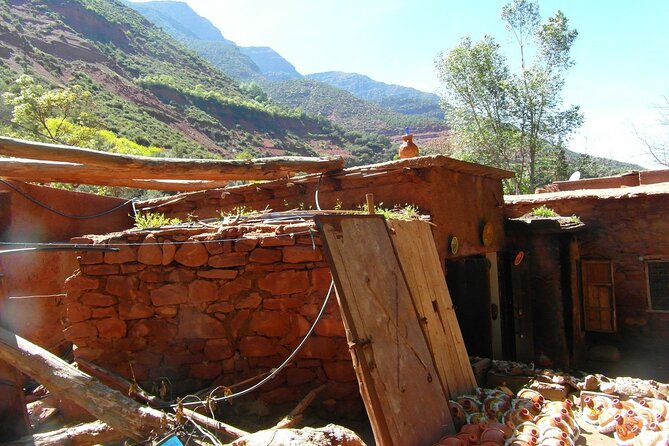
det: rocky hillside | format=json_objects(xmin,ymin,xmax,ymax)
[
  {"xmin": 0, "ymin": 0, "xmax": 396, "ymax": 162},
  {"xmin": 125, "ymin": 0, "xmax": 448, "ymax": 136}
]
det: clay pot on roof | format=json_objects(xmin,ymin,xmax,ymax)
[{"xmin": 399, "ymin": 133, "xmax": 419, "ymax": 158}]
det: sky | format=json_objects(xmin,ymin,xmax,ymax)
[{"xmin": 145, "ymin": 0, "xmax": 669, "ymax": 168}]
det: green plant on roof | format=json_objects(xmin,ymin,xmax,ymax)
[
  {"xmin": 220, "ymin": 206, "xmax": 257, "ymax": 218},
  {"xmin": 133, "ymin": 212, "xmax": 182, "ymax": 229},
  {"xmin": 530, "ymin": 205, "xmax": 558, "ymax": 218},
  {"xmin": 357, "ymin": 202, "xmax": 421, "ymax": 220},
  {"xmin": 569, "ymin": 214, "xmax": 581, "ymax": 223}
]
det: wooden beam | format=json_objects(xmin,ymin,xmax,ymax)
[
  {"xmin": 0, "ymin": 326, "xmax": 173, "ymax": 442},
  {"xmin": 0, "ymin": 159, "xmax": 229, "ymax": 191},
  {"xmin": 0, "ymin": 137, "xmax": 345, "ymax": 180},
  {"xmin": 3, "ymin": 421, "xmax": 125, "ymax": 446}
]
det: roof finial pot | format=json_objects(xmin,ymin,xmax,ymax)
[{"xmin": 399, "ymin": 127, "xmax": 419, "ymax": 159}]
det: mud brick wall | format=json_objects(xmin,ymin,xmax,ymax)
[
  {"xmin": 62, "ymin": 223, "xmax": 362, "ymax": 416},
  {"xmin": 506, "ymin": 192, "xmax": 669, "ymax": 340}
]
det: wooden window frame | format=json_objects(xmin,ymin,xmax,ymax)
[{"xmin": 646, "ymin": 259, "xmax": 669, "ymax": 313}]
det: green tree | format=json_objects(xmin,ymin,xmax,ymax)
[
  {"xmin": 2, "ymin": 74, "xmax": 97, "ymax": 145},
  {"xmin": 435, "ymin": 0, "xmax": 583, "ymax": 192}
]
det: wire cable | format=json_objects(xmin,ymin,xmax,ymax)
[
  {"xmin": 0, "ymin": 179, "xmax": 135, "ymax": 220},
  {"xmin": 176, "ymin": 280, "xmax": 335, "ymax": 407}
]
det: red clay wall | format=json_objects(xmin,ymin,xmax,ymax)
[
  {"xmin": 63, "ymin": 223, "xmax": 362, "ymax": 416},
  {"xmin": 139, "ymin": 165, "xmax": 507, "ymax": 266},
  {"xmin": 506, "ymin": 193, "xmax": 669, "ymax": 339},
  {"xmin": 0, "ymin": 182, "xmax": 134, "ymax": 350}
]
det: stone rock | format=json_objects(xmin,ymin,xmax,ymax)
[
  {"xmin": 79, "ymin": 250, "xmax": 103, "ymax": 265},
  {"xmin": 323, "ymin": 361, "xmax": 356, "ymax": 382},
  {"xmin": 137, "ymin": 234, "xmax": 162, "ymax": 265},
  {"xmin": 64, "ymin": 275, "xmax": 99, "ymax": 292},
  {"xmin": 82, "ymin": 264, "xmax": 120, "ymax": 275},
  {"xmin": 231, "ymin": 293, "xmax": 261, "ymax": 311},
  {"xmin": 259, "ymin": 236, "xmax": 295, "ymax": 247},
  {"xmin": 314, "ymin": 315, "xmax": 345, "ymax": 337},
  {"xmin": 105, "ymin": 275, "xmax": 138, "ymax": 298},
  {"xmin": 312, "ymin": 268, "xmax": 332, "ymax": 290},
  {"xmin": 299, "ymin": 337, "xmax": 337, "ymax": 360},
  {"xmin": 67, "ymin": 302, "xmax": 92, "ymax": 323},
  {"xmin": 190, "ymin": 362, "xmax": 223, "ymax": 380},
  {"xmin": 91, "ymin": 307, "xmax": 117, "ymax": 319},
  {"xmin": 63, "ymin": 322, "xmax": 97, "ymax": 341},
  {"xmin": 155, "ymin": 306, "xmax": 178, "ymax": 318},
  {"xmin": 209, "ymin": 252, "xmax": 248, "ymax": 268},
  {"xmin": 263, "ymin": 297, "xmax": 304, "ymax": 311},
  {"xmin": 235, "ymin": 238, "xmax": 259, "ymax": 252},
  {"xmin": 229, "ymin": 424, "xmax": 367, "ymax": 446},
  {"xmin": 104, "ymin": 244, "xmax": 136, "ymax": 264},
  {"xmin": 174, "ymin": 242, "xmax": 208, "ymax": 267},
  {"xmin": 282, "ymin": 246, "xmax": 323, "ymax": 263},
  {"xmin": 96, "ymin": 318, "xmax": 127, "ymax": 339},
  {"xmin": 189, "ymin": 280, "xmax": 218, "ymax": 303},
  {"xmin": 161, "ymin": 240, "xmax": 176, "ymax": 265},
  {"xmin": 150, "ymin": 284, "xmax": 188, "ymax": 306},
  {"xmin": 249, "ymin": 248, "xmax": 282, "ymax": 264},
  {"xmin": 239, "ymin": 336, "xmax": 276, "ymax": 357},
  {"xmin": 128, "ymin": 319, "xmax": 177, "ymax": 339},
  {"xmin": 258, "ymin": 270, "xmax": 309, "ymax": 295},
  {"xmin": 249, "ymin": 311, "xmax": 291, "ymax": 337},
  {"xmin": 139, "ymin": 270, "xmax": 163, "ymax": 283},
  {"xmin": 120, "ymin": 263, "xmax": 145, "ymax": 274},
  {"xmin": 166, "ymin": 268, "xmax": 196, "ymax": 283},
  {"xmin": 286, "ymin": 367, "xmax": 316, "ymax": 386},
  {"xmin": 204, "ymin": 339, "xmax": 234, "ymax": 361},
  {"xmin": 177, "ymin": 306, "xmax": 226, "ymax": 339},
  {"xmin": 197, "ymin": 269, "xmax": 238, "ymax": 280},
  {"xmin": 119, "ymin": 302, "xmax": 155, "ymax": 320},
  {"xmin": 220, "ymin": 277, "xmax": 253, "ymax": 298},
  {"xmin": 207, "ymin": 302, "xmax": 234, "ymax": 314},
  {"xmin": 81, "ymin": 292, "xmax": 117, "ymax": 307}
]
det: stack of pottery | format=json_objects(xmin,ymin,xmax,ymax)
[{"xmin": 580, "ymin": 395, "xmax": 669, "ymax": 445}]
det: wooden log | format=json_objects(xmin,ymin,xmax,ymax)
[
  {"xmin": 0, "ymin": 159, "xmax": 229, "ymax": 191},
  {"xmin": 2, "ymin": 421, "xmax": 125, "ymax": 446},
  {"xmin": 76, "ymin": 359, "xmax": 249, "ymax": 440},
  {"xmin": 0, "ymin": 136, "xmax": 345, "ymax": 180},
  {"xmin": 273, "ymin": 384, "xmax": 326, "ymax": 429},
  {"xmin": 0, "ymin": 326, "xmax": 173, "ymax": 442}
]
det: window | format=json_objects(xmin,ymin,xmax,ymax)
[
  {"xmin": 581, "ymin": 260, "xmax": 616, "ymax": 332},
  {"xmin": 647, "ymin": 261, "xmax": 669, "ymax": 311}
]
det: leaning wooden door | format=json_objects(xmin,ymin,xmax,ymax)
[{"xmin": 581, "ymin": 260, "xmax": 616, "ymax": 332}]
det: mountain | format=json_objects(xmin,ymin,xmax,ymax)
[
  {"xmin": 0, "ymin": 0, "xmax": 391, "ymax": 163},
  {"xmin": 307, "ymin": 71, "xmax": 443, "ymax": 119},
  {"xmin": 239, "ymin": 47, "xmax": 301, "ymax": 81},
  {"xmin": 262, "ymin": 79, "xmax": 443, "ymax": 136},
  {"xmin": 125, "ymin": 1, "xmax": 446, "ymax": 133}
]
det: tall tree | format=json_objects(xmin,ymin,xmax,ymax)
[
  {"xmin": 435, "ymin": 0, "xmax": 583, "ymax": 193},
  {"xmin": 636, "ymin": 96, "xmax": 669, "ymax": 167}
]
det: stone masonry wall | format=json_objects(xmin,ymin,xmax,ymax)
[{"xmin": 62, "ymin": 222, "xmax": 362, "ymax": 417}]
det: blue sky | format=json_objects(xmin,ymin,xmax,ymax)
[{"xmin": 150, "ymin": 0, "xmax": 669, "ymax": 168}]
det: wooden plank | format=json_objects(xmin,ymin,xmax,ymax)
[
  {"xmin": 387, "ymin": 220, "xmax": 476, "ymax": 398},
  {"xmin": 0, "ymin": 136, "xmax": 344, "ymax": 181},
  {"xmin": 0, "ymin": 159, "xmax": 230, "ymax": 191},
  {"xmin": 315, "ymin": 215, "xmax": 453, "ymax": 446}
]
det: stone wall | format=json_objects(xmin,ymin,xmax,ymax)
[
  {"xmin": 506, "ymin": 191, "xmax": 669, "ymax": 340},
  {"xmin": 63, "ymin": 222, "xmax": 362, "ymax": 417}
]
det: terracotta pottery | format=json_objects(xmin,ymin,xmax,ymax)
[
  {"xmin": 479, "ymin": 427, "xmax": 506, "ymax": 444},
  {"xmin": 514, "ymin": 421, "xmax": 539, "ymax": 439},
  {"xmin": 449, "ymin": 400, "xmax": 467, "ymax": 428},
  {"xmin": 539, "ymin": 439, "xmax": 565, "ymax": 446},
  {"xmin": 458, "ymin": 396, "xmax": 482, "ymax": 413},
  {"xmin": 398, "ymin": 134, "xmax": 419, "ymax": 158},
  {"xmin": 454, "ymin": 432, "xmax": 477, "ymax": 445},
  {"xmin": 486, "ymin": 421, "xmax": 512, "ymax": 437},
  {"xmin": 436, "ymin": 436, "xmax": 465, "ymax": 446},
  {"xmin": 516, "ymin": 389, "xmax": 544, "ymax": 405},
  {"xmin": 614, "ymin": 412, "xmax": 644, "ymax": 444},
  {"xmin": 460, "ymin": 422, "xmax": 484, "ymax": 439}
]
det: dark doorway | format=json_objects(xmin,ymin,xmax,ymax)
[{"xmin": 446, "ymin": 256, "xmax": 493, "ymax": 358}]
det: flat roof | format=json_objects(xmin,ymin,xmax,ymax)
[{"xmin": 506, "ymin": 181, "xmax": 669, "ymax": 205}]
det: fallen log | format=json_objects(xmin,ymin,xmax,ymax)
[
  {"xmin": 76, "ymin": 358, "xmax": 249, "ymax": 440},
  {"xmin": 0, "ymin": 136, "xmax": 345, "ymax": 180},
  {"xmin": 273, "ymin": 384, "xmax": 326, "ymax": 430},
  {"xmin": 0, "ymin": 326, "xmax": 173, "ymax": 442},
  {"xmin": 2, "ymin": 421, "xmax": 125, "ymax": 446},
  {"xmin": 0, "ymin": 159, "xmax": 230, "ymax": 191}
]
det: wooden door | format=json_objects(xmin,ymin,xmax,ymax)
[{"xmin": 581, "ymin": 260, "xmax": 616, "ymax": 332}]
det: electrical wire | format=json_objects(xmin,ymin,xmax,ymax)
[
  {"xmin": 176, "ymin": 280, "xmax": 335, "ymax": 408},
  {"xmin": 0, "ymin": 179, "xmax": 135, "ymax": 220}
]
